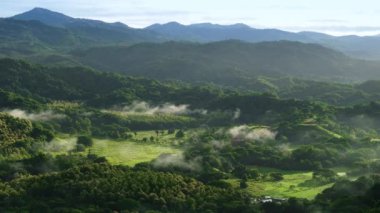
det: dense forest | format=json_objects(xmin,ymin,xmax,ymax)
[
  {"xmin": 1, "ymin": 6, "xmax": 380, "ymax": 213},
  {"xmin": 0, "ymin": 58, "xmax": 379, "ymax": 212}
]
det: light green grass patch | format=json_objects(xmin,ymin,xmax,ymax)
[
  {"xmin": 90, "ymin": 139, "xmax": 181, "ymax": 166},
  {"xmin": 228, "ymin": 170, "xmax": 333, "ymax": 200}
]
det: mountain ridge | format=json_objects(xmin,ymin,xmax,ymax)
[
  {"xmin": 8, "ymin": 7, "xmax": 380, "ymax": 60},
  {"xmin": 12, "ymin": 7, "xmax": 130, "ymax": 30},
  {"xmin": 70, "ymin": 40, "xmax": 380, "ymax": 84}
]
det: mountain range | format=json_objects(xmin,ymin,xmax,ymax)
[
  {"xmin": 7, "ymin": 7, "xmax": 380, "ymax": 60},
  {"xmin": 1, "ymin": 8, "xmax": 380, "ymax": 86},
  {"xmin": 70, "ymin": 40, "xmax": 380, "ymax": 83}
]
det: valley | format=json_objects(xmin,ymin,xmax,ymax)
[{"xmin": 1, "ymin": 5, "xmax": 380, "ymax": 213}]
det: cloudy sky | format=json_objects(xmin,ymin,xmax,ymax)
[{"xmin": 0, "ymin": 0, "xmax": 379, "ymax": 36}]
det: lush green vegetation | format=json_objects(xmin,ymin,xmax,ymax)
[
  {"xmin": 0, "ymin": 163, "xmax": 256, "ymax": 212},
  {"xmin": 1, "ymin": 55, "xmax": 380, "ymax": 212},
  {"xmin": 228, "ymin": 171, "xmax": 334, "ymax": 200},
  {"xmin": 71, "ymin": 40, "xmax": 380, "ymax": 83},
  {"xmin": 3, "ymin": 8, "xmax": 380, "ymax": 212},
  {"xmin": 6, "ymin": 7, "xmax": 380, "ymax": 62},
  {"xmin": 90, "ymin": 138, "xmax": 180, "ymax": 166}
]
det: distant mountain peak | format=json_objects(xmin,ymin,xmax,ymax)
[
  {"xmin": 230, "ymin": 23, "xmax": 251, "ymax": 28},
  {"xmin": 11, "ymin": 8, "xmax": 131, "ymax": 30},
  {"xmin": 146, "ymin": 22, "xmax": 185, "ymax": 30},
  {"xmin": 12, "ymin": 7, "xmax": 74, "ymax": 27},
  {"xmin": 164, "ymin": 22, "xmax": 184, "ymax": 27},
  {"xmin": 168, "ymin": 21, "xmax": 181, "ymax": 24},
  {"xmin": 14, "ymin": 7, "xmax": 72, "ymax": 19},
  {"xmin": 29, "ymin": 7, "xmax": 56, "ymax": 12}
]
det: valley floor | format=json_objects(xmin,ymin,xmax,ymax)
[{"xmin": 228, "ymin": 171, "xmax": 333, "ymax": 200}]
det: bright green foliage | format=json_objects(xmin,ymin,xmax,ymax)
[
  {"xmin": 90, "ymin": 139, "xmax": 179, "ymax": 166},
  {"xmin": 0, "ymin": 163, "xmax": 255, "ymax": 212},
  {"xmin": 0, "ymin": 113, "xmax": 33, "ymax": 144}
]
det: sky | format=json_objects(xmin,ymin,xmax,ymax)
[{"xmin": 0, "ymin": 0, "xmax": 379, "ymax": 36}]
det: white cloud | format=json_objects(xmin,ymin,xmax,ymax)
[
  {"xmin": 106, "ymin": 101, "xmax": 207, "ymax": 116},
  {"xmin": 4, "ymin": 109, "xmax": 65, "ymax": 121},
  {"xmin": 229, "ymin": 125, "xmax": 277, "ymax": 141}
]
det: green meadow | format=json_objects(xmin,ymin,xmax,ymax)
[
  {"xmin": 50, "ymin": 130, "xmax": 184, "ymax": 166},
  {"xmin": 228, "ymin": 168, "xmax": 334, "ymax": 200},
  {"xmin": 88, "ymin": 130, "xmax": 186, "ymax": 166},
  {"xmin": 90, "ymin": 139, "xmax": 180, "ymax": 166}
]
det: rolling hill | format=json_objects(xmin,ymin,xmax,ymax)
[
  {"xmin": 0, "ymin": 18, "xmax": 80, "ymax": 57},
  {"xmin": 146, "ymin": 22, "xmax": 380, "ymax": 60},
  {"xmin": 70, "ymin": 40, "xmax": 380, "ymax": 83},
  {"xmin": 146, "ymin": 22, "xmax": 310, "ymax": 43},
  {"xmin": 11, "ymin": 8, "xmax": 161, "ymax": 44},
  {"xmin": 5, "ymin": 8, "xmax": 380, "ymax": 60},
  {"xmin": 0, "ymin": 8, "xmax": 162, "ymax": 58}
]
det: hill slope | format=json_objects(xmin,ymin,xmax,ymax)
[
  {"xmin": 146, "ymin": 22, "xmax": 380, "ymax": 60},
  {"xmin": 146, "ymin": 22, "xmax": 309, "ymax": 42},
  {"xmin": 0, "ymin": 18, "xmax": 80, "ymax": 56},
  {"xmin": 11, "ymin": 8, "xmax": 160, "ymax": 44},
  {"xmin": 0, "ymin": 9, "xmax": 161, "ymax": 57},
  {"xmin": 71, "ymin": 40, "xmax": 380, "ymax": 83},
  {"xmin": 7, "ymin": 8, "xmax": 380, "ymax": 60}
]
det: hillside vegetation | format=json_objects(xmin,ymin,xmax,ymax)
[
  {"xmin": 2, "ymin": 6, "xmax": 380, "ymax": 213},
  {"xmin": 71, "ymin": 41, "xmax": 380, "ymax": 83}
]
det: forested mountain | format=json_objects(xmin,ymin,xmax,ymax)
[
  {"xmin": 146, "ymin": 22, "xmax": 310, "ymax": 42},
  {"xmin": 3, "ymin": 7, "xmax": 380, "ymax": 213},
  {"xmin": 71, "ymin": 40, "xmax": 380, "ymax": 83},
  {"xmin": 11, "ymin": 8, "xmax": 161, "ymax": 43},
  {"xmin": 1, "ymin": 58, "xmax": 380, "ymax": 106},
  {"xmin": 0, "ymin": 58, "xmax": 244, "ymax": 109},
  {"xmin": 13, "ymin": 7, "xmax": 129, "ymax": 30},
  {"xmin": 3, "ymin": 8, "xmax": 380, "ymax": 60},
  {"xmin": 1, "ymin": 58, "xmax": 380, "ymax": 212},
  {"xmin": 0, "ymin": 9, "xmax": 161, "ymax": 58},
  {"xmin": 147, "ymin": 22, "xmax": 380, "ymax": 60},
  {"xmin": 0, "ymin": 18, "xmax": 79, "ymax": 56}
]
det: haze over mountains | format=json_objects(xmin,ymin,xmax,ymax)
[
  {"xmin": 1, "ymin": 7, "xmax": 380, "ymax": 86},
  {"xmin": 8, "ymin": 7, "xmax": 380, "ymax": 60},
  {"xmin": 3, "ymin": 6, "xmax": 380, "ymax": 212},
  {"xmin": 71, "ymin": 40, "xmax": 380, "ymax": 83}
]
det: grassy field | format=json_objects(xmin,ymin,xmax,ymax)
[
  {"xmin": 90, "ymin": 139, "xmax": 180, "ymax": 166},
  {"xmin": 49, "ymin": 131, "xmax": 183, "ymax": 166},
  {"xmin": 228, "ymin": 168, "xmax": 334, "ymax": 200}
]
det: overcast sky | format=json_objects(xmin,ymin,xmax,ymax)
[{"xmin": 1, "ymin": 0, "xmax": 379, "ymax": 36}]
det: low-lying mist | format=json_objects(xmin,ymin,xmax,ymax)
[
  {"xmin": 42, "ymin": 138, "xmax": 77, "ymax": 153},
  {"xmin": 228, "ymin": 125, "xmax": 277, "ymax": 141},
  {"xmin": 152, "ymin": 153, "xmax": 202, "ymax": 171},
  {"xmin": 3, "ymin": 109, "xmax": 65, "ymax": 121},
  {"xmin": 106, "ymin": 101, "xmax": 207, "ymax": 116}
]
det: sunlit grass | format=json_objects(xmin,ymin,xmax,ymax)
[
  {"xmin": 227, "ymin": 168, "xmax": 334, "ymax": 200},
  {"xmin": 49, "ymin": 131, "xmax": 183, "ymax": 166},
  {"xmin": 90, "ymin": 139, "xmax": 181, "ymax": 166}
]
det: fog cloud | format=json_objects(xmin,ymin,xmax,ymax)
[
  {"xmin": 4, "ymin": 109, "xmax": 65, "ymax": 121},
  {"xmin": 152, "ymin": 153, "xmax": 202, "ymax": 171},
  {"xmin": 42, "ymin": 138, "xmax": 77, "ymax": 153},
  {"xmin": 232, "ymin": 108, "xmax": 241, "ymax": 120},
  {"xmin": 229, "ymin": 125, "xmax": 277, "ymax": 141},
  {"xmin": 109, "ymin": 101, "xmax": 207, "ymax": 115}
]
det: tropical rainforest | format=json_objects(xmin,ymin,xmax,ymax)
[{"xmin": 0, "ymin": 7, "xmax": 380, "ymax": 213}]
